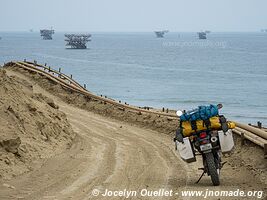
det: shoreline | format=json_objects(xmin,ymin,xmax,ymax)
[
  {"xmin": 0, "ymin": 63, "xmax": 266, "ymax": 199},
  {"xmin": 2, "ymin": 62, "xmax": 265, "ymax": 127},
  {"xmin": 3, "ymin": 61, "xmax": 266, "ymax": 127}
]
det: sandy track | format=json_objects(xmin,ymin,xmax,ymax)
[
  {"xmin": 0, "ymin": 97, "xmax": 187, "ymax": 200},
  {"xmin": 0, "ymin": 70, "xmax": 266, "ymax": 200}
]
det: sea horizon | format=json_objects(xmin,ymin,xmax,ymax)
[{"xmin": 1, "ymin": 31, "xmax": 267, "ymax": 125}]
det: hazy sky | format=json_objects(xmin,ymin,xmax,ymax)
[{"xmin": 0, "ymin": 0, "xmax": 266, "ymax": 32}]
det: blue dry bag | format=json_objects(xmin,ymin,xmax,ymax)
[{"xmin": 180, "ymin": 104, "xmax": 219, "ymax": 122}]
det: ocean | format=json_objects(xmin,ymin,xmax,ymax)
[{"xmin": 0, "ymin": 32, "xmax": 267, "ymax": 125}]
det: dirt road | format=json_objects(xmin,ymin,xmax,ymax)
[{"xmin": 0, "ymin": 70, "xmax": 266, "ymax": 200}]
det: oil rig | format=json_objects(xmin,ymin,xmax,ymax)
[
  {"xmin": 40, "ymin": 29, "xmax": 55, "ymax": 40},
  {"xmin": 64, "ymin": 34, "xmax": 91, "ymax": 49},
  {"xmin": 200, "ymin": 31, "xmax": 213, "ymax": 40},
  {"xmin": 198, "ymin": 32, "xmax": 207, "ymax": 39},
  {"xmin": 154, "ymin": 30, "xmax": 169, "ymax": 38},
  {"xmin": 198, "ymin": 30, "xmax": 211, "ymax": 39}
]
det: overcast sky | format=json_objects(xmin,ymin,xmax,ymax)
[{"xmin": 0, "ymin": 0, "xmax": 266, "ymax": 32}]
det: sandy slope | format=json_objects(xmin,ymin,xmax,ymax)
[
  {"xmin": 0, "ymin": 69, "xmax": 266, "ymax": 200},
  {"xmin": 0, "ymin": 69, "xmax": 75, "ymax": 180}
]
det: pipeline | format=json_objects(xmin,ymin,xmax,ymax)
[
  {"xmin": 20, "ymin": 61, "xmax": 85, "ymax": 90},
  {"xmin": 233, "ymin": 127, "xmax": 267, "ymax": 158},
  {"xmin": 4, "ymin": 61, "xmax": 267, "ymax": 155},
  {"xmin": 5, "ymin": 61, "xmax": 177, "ymax": 118},
  {"xmin": 234, "ymin": 122, "xmax": 267, "ymax": 140},
  {"xmin": 233, "ymin": 127, "xmax": 267, "ymax": 148},
  {"xmin": 233, "ymin": 129, "xmax": 264, "ymax": 148}
]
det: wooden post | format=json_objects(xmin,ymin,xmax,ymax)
[
  {"xmin": 257, "ymin": 121, "xmax": 262, "ymax": 129},
  {"xmin": 264, "ymin": 144, "xmax": 267, "ymax": 159},
  {"xmin": 241, "ymin": 132, "xmax": 245, "ymax": 146}
]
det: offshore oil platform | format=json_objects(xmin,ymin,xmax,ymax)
[
  {"xmin": 197, "ymin": 30, "xmax": 211, "ymax": 39},
  {"xmin": 154, "ymin": 30, "xmax": 169, "ymax": 38},
  {"xmin": 40, "ymin": 29, "xmax": 55, "ymax": 40},
  {"xmin": 198, "ymin": 32, "xmax": 207, "ymax": 39},
  {"xmin": 64, "ymin": 34, "xmax": 91, "ymax": 49}
]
